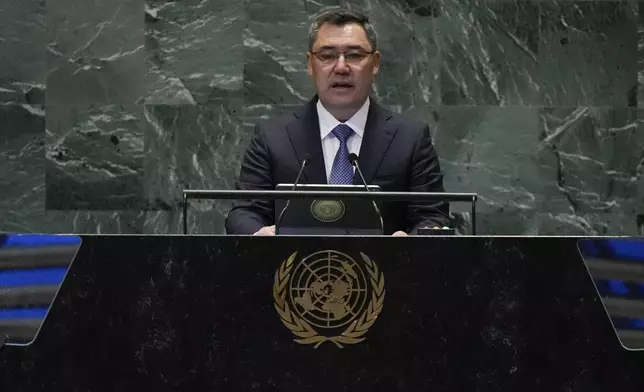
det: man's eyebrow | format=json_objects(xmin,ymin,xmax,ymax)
[{"xmin": 314, "ymin": 45, "xmax": 366, "ymax": 51}]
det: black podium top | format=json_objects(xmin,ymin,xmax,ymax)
[{"xmin": 0, "ymin": 236, "xmax": 642, "ymax": 391}]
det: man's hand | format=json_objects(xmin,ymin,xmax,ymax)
[
  {"xmin": 392, "ymin": 231, "xmax": 408, "ymax": 237},
  {"xmin": 253, "ymin": 225, "xmax": 275, "ymax": 236}
]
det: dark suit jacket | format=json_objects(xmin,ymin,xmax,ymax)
[{"xmin": 225, "ymin": 96, "xmax": 453, "ymax": 235}]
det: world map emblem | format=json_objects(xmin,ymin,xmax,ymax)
[
  {"xmin": 273, "ymin": 250, "xmax": 386, "ymax": 348},
  {"xmin": 310, "ymin": 200, "xmax": 345, "ymax": 222}
]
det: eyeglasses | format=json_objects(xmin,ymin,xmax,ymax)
[{"xmin": 311, "ymin": 49, "xmax": 375, "ymax": 66}]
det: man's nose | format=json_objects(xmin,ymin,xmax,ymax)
[{"xmin": 333, "ymin": 55, "xmax": 350, "ymax": 73}]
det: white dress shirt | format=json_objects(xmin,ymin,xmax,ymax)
[{"xmin": 317, "ymin": 97, "xmax": 370, "ymax": 182}]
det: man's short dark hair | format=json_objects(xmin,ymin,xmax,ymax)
[{"xmin": 308, "ymin": 7, "xmax": 378, "ymax": 52}]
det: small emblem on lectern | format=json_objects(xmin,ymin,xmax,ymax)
[
  {"xmin": 310, "ymin": 200, "xmax": 345, "ymax": 222},
  {"xmin": 273, "ymin": 250, "xmax": 385, "ymax": 348}
]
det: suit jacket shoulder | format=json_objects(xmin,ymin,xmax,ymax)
[{"xmin": 373, "ymin": 104, "xmax": 433, "ymax": 145}]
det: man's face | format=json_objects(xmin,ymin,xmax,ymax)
[{"xmin": 307, "ymin": 23, "xmax": 380, "ymax": 115}]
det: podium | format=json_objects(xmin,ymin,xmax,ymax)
[
  {"xmin": 1, "ymin": 235, "xmax": 643, "ymax": 391},
  {"xmin": 182, "ymin": 189, "xmax": 479, "ymax": 235}
]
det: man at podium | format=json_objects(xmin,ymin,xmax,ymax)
[{"xmin": 225, "ymin": 7, "xmax": 452, "ymax": 236}]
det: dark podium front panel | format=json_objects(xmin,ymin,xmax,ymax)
[{"xmin": 0, "ymin": 236, "xmax": 643, "ymax": 391}]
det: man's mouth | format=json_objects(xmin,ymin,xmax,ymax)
[{"xmin": 331, "ymin": 82, "xmax": 354, "ymax": 90}]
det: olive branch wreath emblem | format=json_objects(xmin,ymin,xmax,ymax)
[{"xmin": 273, "ymin": 251, "xmax": 386, "ymax": 348}]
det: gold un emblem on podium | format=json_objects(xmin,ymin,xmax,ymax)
[{"xmin": 273, "ymin": 250, "xmax": 385, "ymax": 348}]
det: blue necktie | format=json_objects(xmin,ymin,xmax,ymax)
[{"xmin": 329, "ymin": 124, "xmax": 354, "ymax": 184}]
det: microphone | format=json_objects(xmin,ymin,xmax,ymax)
[
  {"xmin": 275, "ymin": 153, "xmax": 310, "ymax": 234},
  {"xmin": 349, "ymin": 153, "xmax": 384, "ymax": 235}
]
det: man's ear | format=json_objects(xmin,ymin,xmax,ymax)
[
  {"xmin": 306, "ymin": 52, "xmax": 313, "ymax": 76},
  {"xmin": 372, "ymin": 50, "xmax": 381, "ymax": 76}
]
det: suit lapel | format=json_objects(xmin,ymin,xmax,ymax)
[
  {"xmin": 355, "ymin": 101, "xmax": 398, "ymax": 184},
  {"xmin": 285, "ymin": 97, "xmax": 327, "ymax": 184}
]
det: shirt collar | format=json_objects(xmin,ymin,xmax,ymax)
[{"xmin": 317, "ymin": 97, "xmax": 370, "ymax": 139}]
